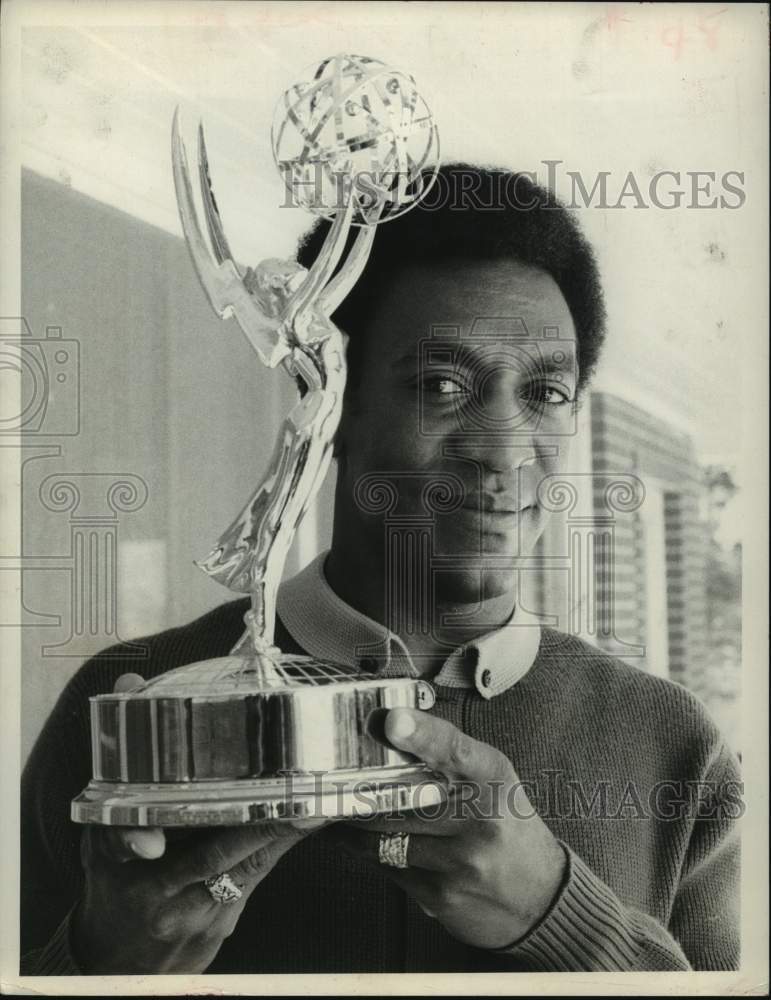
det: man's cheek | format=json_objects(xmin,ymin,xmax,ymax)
[{"xmin": 544, "ymin": 437, "xmax": 572, "ymax": 474}]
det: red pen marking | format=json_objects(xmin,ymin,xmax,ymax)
[
  {"xmin": 661, "ymin": 21, "xmax": 685, "ymax": 61},
  {"xmin": 605, "ymin": 6, "xmax": 632, "ymax": 31},
  {"xmin": 697, "ymin": 8, "xmax": 727, "ymax": 52}
]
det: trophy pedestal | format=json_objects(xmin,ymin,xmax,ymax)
[
  {"xmin": 72, "ymin": 765, "xmax": 444, "ymax": 826},
  {"xmin": 72, "ymin": 654, "xmax": 445, "ymax": 826}
]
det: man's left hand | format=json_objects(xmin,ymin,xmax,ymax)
[{"xmin": 328, "ymin": 706, "xmax": 567, "ymax": 951}]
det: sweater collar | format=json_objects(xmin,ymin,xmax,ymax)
[{"xmin": 277, "ymin": 550, "xmax": 540, "ymax": 700}]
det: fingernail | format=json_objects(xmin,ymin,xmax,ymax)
[
  {"xmin": 389, "ymin": 709, "xmax": 416, "ymax": 741},
  {"xmin": 290, "ymin": 817, "xmax": 327, "ymax": 831},
  {"xmin": 113, "ymin": 672, "xmax": 145, "ymax": 693},
  {"xmin": 129, "ymin": 838, "xmax": 161, "ymax": 860}
]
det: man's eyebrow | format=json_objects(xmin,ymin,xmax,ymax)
[
  {"xmin": 536, "ymin": 348, "xmax": 578, "ymax": 375},
  {"xmin": 393, "ymin": 340, "xmax": 578, "ymax": 374},
  {"xmin": 392, "ymin": 348, "xmax": 422, "ymax": 367}
]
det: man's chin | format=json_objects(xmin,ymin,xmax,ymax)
[
  {"xmin": 434, "ymin": 509, "xmax": 542, "ymax": 560},
  {"xmin": 428, "ymin": 514, "xmax": 544, "ymax": 603},
  {"xmin": 433, "ymin": 565, "xmax": 520, "ymax": 606}
]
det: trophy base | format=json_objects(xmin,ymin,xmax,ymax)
[{"xmin": 71, "ymin": 764, "xmax": 447, "ymax": 826}]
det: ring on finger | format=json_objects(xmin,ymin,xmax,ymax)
[
  {"xmin": 203, "ymin": 872, "xmax": 243, "ymax": 904},
  {"xmin": 378, "ymin": 831, "xmax": 410, "ymax": 869}
]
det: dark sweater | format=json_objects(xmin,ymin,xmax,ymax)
[{"xmin": 20, "ymin": 598, "xmax": 741, "ymax": 974}]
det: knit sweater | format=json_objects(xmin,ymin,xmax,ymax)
[{"xmin": 20, "ymin": 598, "xmax": 741, "ymax": 974}]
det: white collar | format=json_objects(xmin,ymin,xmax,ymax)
[{"xmin": 277, "ymin": 551, "xmax": 541, "ymax": 700}]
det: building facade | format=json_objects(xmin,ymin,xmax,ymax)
[{"xmin": 589, "ymin": 391, "xmax": 710, "ymax": 691}]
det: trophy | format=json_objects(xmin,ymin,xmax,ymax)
[{"xmin": 71, "ymin": 54, "xmax": 443, "ymax": 827}]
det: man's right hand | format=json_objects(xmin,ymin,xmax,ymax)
[
  {"xmin": 72, "ymin": 818, "xmax": 315, "ymax": 973},
  {"xmin": 70, "ymin": 673, "xmax": 322, "ymax": 974}
]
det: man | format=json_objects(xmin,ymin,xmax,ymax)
[{"xmin": 20, "ymin": 165, "xmax": 741, "ymax": 975}]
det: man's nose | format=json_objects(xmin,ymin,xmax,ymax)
[
  {"xmin": 470, "ymin": 437, "xmax": 539, "ymax": 476},
  {"xmin": 462, "ymin": 373, "xmax": 540, "ymax": 472},
  {"xmin": 444, "ymin": 431, "xmax": 539, "ymax": 477}
]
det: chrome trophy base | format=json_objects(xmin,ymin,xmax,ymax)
[
  {"xmin": 72, "ymin": 764, "xmax": 447, "ymax": 826},
  {"xmin": 72, "ymin": 653, "xmax": 444, "ymax": 826}
]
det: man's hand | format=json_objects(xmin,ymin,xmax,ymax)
[
  {"xmin": 328, "ymin": 707, "xmax": 567, "ymax": 951},
  {"xmin": 70, "ymin": 673, "xmax": 324, "ymax": 974},
  {"xmin": 74, "ymin": 818, "xmax": 319, "ymax": 973}
]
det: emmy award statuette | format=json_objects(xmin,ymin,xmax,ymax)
[{"xmin": 71, "ymin": 54, "xmax": 445, "ymax": 827}]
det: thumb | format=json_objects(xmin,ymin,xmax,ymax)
[
  {"xmin": 113, "ymin": 672, "xmax": 145, "ymax": 693},
  {"xmin": 288, "ymin": 817, "xmax": 329, "ymax": 831},
  {"xmin": 99, "ymin": 825, "xmax": 167, "ymax": 863}
]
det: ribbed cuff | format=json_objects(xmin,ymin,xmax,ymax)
[
  {"xmin": 495, "ymin": 842, "xmax": 644, "ymax": 971},
  {"xmin": 20, "ymin": 908, "xmax": 83, "ymax": 976}
]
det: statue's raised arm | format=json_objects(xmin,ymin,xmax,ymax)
[{"xmin": 171, "ymin": 54, "xmax": 439, "ymax": 656}]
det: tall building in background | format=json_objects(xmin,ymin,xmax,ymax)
[{"xmin": 589, "ymin": 392, "xmax": 710, "ymax": 691}]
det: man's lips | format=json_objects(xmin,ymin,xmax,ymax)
[
  {"xmin": 461, "ymin": 496, "xmax": 534, "ymax": 514},
  {"xmin": 458, "ymin": 503, "xmax": 535, "ymax": 530}
]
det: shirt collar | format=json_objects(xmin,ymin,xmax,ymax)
[{"xmin": 277, "ymin": 551, "xmax": 540, "ymax": 700}]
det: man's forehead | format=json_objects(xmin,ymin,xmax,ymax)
[
  {"xmin": 388, "ymin": 255, "xmax": 563, "ymax": 292},
  {"xmin": 392, "ymin": 329, "xmax": 577, "ymax": 373},
  {"xmin": 370, "ymin": 258, "xmax": 575, "ymax": 333},
  {"xmin": 434, "ymin": 316, "xmax": 574, "ymax": 341}
]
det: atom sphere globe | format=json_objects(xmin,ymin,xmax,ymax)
[{"xmin": 272, "ymin": 53, "xmax": 440, "ymax": 226}]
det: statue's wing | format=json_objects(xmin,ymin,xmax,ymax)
[{"xmin": 171, "ymin": 107, "xmax": 291, "ymax": 369}]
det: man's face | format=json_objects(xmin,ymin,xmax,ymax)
[{"xmin": 335, "ymin": 258, "xmax": 578, "ymax": 603}]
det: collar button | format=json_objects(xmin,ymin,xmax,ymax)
[
  {"xmin": 480, "ymin": 668, "xmax": 493, "ymax": 689},
  {"xmin": 359, "ymin": 657, "xmax": 378, "ymax": 673}
]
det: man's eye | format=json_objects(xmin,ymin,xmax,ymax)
[
  {"xmin": 423, "ymin": 376, "xmax": 468, "ymax": 396},
  {"xmin": 530, "ymin": 384, "xmax": 574, "ymax": 405}
]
